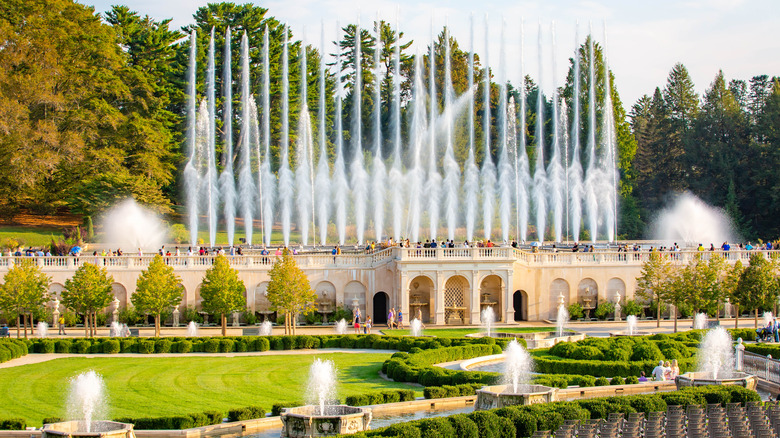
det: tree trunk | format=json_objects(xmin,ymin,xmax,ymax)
[
  {"xmin": 221, "ymin": 314, "xmax": 227, "ymax": 336},
  {"xmin": 155, "ymin": 314, "xmax": 160, "ymax": 337},
  {"xmin": 84, "ymin": 313, "xmax": 89, "ymax": 338},
  {"xmin": 16, "ymin": 315, "xmax": 20, "ymax": 339},
  {"xmin": 755, "ymin": 309, "xmax": 759, "ymax": 329},
  {"xmin": 656, "ymin": 295, "xmax": 661, "ymax": 328},
  {"xmin": 23, "ymin": 314, "xmax": 28, "ymax": 339},
  {"xmin": 735, "ymin": 304, "xmax": 740, "ymax": 329},
  {"xmin": 292, "ymin": 313, "xmax": 296, "ymax": 335},
  {"xmin": 674, "ymin": 307, "xmax": 678, "ymax": 333},
  {"xmin": 716, "ymin": 300, "xmax": 720, "ymax": 321}
]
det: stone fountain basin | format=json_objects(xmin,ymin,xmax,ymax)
[
  {"xmin": 468, "ymin": 331, "xmax": 585, "ymax": 348},
  {"xmin": 475, "ymin": 384, "xmax": 558, "ymax": 410},
  {"xmin": 281, "ymin": 405, "xmax": 371, "ymax": 437},
  {"xmin": 42, "ymin": 421, "xmax": 135, "ymax": 438},
  {"xmin": 675, "ymin": 371, "xmax": 757, "ymax": 391},
  {"xmin": 609, "ymin": 330, "xmax": 651, "ymax": 337}
]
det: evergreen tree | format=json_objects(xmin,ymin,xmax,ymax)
[{"xmin": 660, "ymin": 63, "xmax": 699, "ymax": 194}]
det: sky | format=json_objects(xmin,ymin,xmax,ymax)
[{"xmin": 81, "ymin": 0, "xmax": 780, "ymax": 108}]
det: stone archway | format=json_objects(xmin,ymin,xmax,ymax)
[
  {"xmin": 373, "ymin": 292, "xmax": 389, "ymax": 324},
  {"xmin": 111, "ymin": 283, "xmax": 127, "ymax": 309},
  {"xmin": 344, "ymin": 281, "xmax": 367, "ymax": 320},
  {"xmin": 549, "ymin": 279, "xmax": 570, "ymax": 320},
  {"xmin": 513, "ymin": 290, "xmax": 528, "ymax": 321},
  {"xmin": 48, "ymin": 283, "xmax": 65, "ymax": 300},
  {"xmin": 479, "ymin": 275, "xmax": 502, "ymax": 323},
  {"xmin": 607, "ymin": 278, "xmax": 627, "ymax": 303},
  {"xmin": 408, "ymin": 275, "xmax": 434, "ymax": 324},
  {"xmin": 578, "ymin": 278, "xmax": 599, "ymax": 319},
  {"xmin": 315, "ymin": 281, "xmax": 337, "ymax": 323},
  {"xmin": 444, "ymin": 275, "xmax": 469, "ymax": 325},
  {"xmin": 254, "ymin": 282, "xmax": 272, "ymax": 321}
]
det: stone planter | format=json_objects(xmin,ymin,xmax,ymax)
[
  {"xmin": 281, "ymin": 405, "xmax": 371, "ymax": 437},
  {"xmin": 675, "ymin": 371, "xmax": 758, "ymax": 391},
  {"xmin": 475, "ymin": 384, "xmax": 558, "ymax": 410}
]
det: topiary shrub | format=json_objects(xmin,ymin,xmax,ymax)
[
  {"xmin": 384, "ymin": 422, "xmax": 422, "ymax": 438},
  {"xmin": 467, "ymin": 411, "xmax": 501, "ymax": 438},
  {"xmin": 55, "ymin": 340, "xmax": 71, "ymax": 353},
  {"xmin": 0, "ymin": 419, "xmax": 27, "ymax": 430},
  {"xmin": 137, "ymin": 340, "xmax": 155, "ymax": 354},
  {"xmin": 101, "ymin": 340, "xmax": 121, "ymax": 354},
  {"xmin": 42, "ymin": 417, "xmax": 64, "ymax": 425},
  {"xmin": 73, "ymin": 340, "xmax": 91, "ymax": 354},
  {"xmin": 416, "ymin": 417, "xmax": 455, "ymax": 438},
  {"xmin": 255, "ymin": 337, "xmax": 270, "ymax": 352},
  {"xmin": 204, "ymin": 339, "xmax": 220, "ymax": 353},
  {"xmin": 625, "ymin": 376, "xmax": 639, "ymax": 385},
  {"xmin": 154, "ymin": 340, "xmax": 172, "ymax": 354},
  {"xmin": 594, "ymin": 377, "xmax": 609, "ymax": 386},
  {"xmin": 219, "ymin": 339, "xmax": 234, "ymax": 353},
  {"xmin": 602, "ymin": 346, "xmax": 631, "ymax": 362},
  {"xmin": 610, "ymin": 376, "xmax": 625, "ymax": 385},
  {"xmin": 495, "ymin": 407, "xmax": 536, "ymax": 438},
  {"xmin": 271, "ymin": 402, "xmax": 301, "ymax": 416},
  {"xmin": 227, "ymin": 406, "xmax": 265, "ymax": 422},
  {"xmin": 630, "ymin": 342, "xmax": 663, "ymax": 362},
  {"xmin": 570, "ymin": 346, "xmax": 603, "ymax": 361},
  {"xmin": 176, "ymin": 340, "xmax": 193, "ymax": 354},
  {"xmin": 447, "ymin": 414, "xmax": 479, "ymax": 438},
  {"xmin": 345, "ymin": 394, "xmax": 369, "ymax": 406}
]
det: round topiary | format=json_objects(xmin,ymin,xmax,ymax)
[
  {"xmin": 571, "ymin": 345, "xmax": 603, "ymax": 361},
  {"xmin": 603, "ymin": 346, "xmax": 631, "ymax": 361},
  {"xmin": 610, "ymin": 376, "xmax": 626, "ymax": 385},
  {"xmin": 594, "ymin": 376, "xmax": 610, "ymax": 386},
  {"xmin": 630, "ymin": 342, "xmax": 663, "ymax": 362},
  {"xmin": 625, "ymin": 375, "xmax": 639, "ymax": 385},
  {"xmin": 467, "ymin": 411, "xmax": 501, "ymax": 438}
]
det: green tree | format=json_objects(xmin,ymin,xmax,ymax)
[
  {"xmin": 725, "ymin": 260, "xmax": 745, "ymax": 328},
  {"xmin": 62, "ymin": 263, "xmax": 114, "ymax": 337},
  {"xmin": 735, "ymin": 253, "xmax": 778, "ymax": 328},
  {"xmin": 636, "ymin": 251, "xmax": 675, "ymax": 327},
  {"xmin": 200, "ymin": 255, "xmax": 246, "ymax": 336},
  {"xmin": 131, "ymin": 255, "xmax": 182, "ymax": 337},
  {"xmin": 266, "ymin": 250, "xmax": 316, "ymax": 335},
  {"xmin": 0, "ymin": 261, "xmax": 50, "ymax": 338}
]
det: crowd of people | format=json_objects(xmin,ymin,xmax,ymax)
[{"xmin": 756, "ymin": 317, "xmax": 780, "ymax": 343}]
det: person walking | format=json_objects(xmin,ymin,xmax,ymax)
[
  {"xmin": 58, "ymin": 316, "xmax": 66, "ymax": 335},
  {"xmin": 397, "ymin": 310, "xmax": 404, "ymax": 329},
  {"xmin": 353, "ymin": 308, "xmax": 362, "ymax": 334},
  {"xmin": 387, "ymin": 308, "xmax": 395, "ymax": 329}
]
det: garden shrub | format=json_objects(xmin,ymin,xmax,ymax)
[
  {"xmin": 234, "ymin": 341, "xmax": 248, "ymax": 352},
  {"xmin": 120, "ymin": 339, "xmax": 137, "ymax": 353},
  {"xmin": 42, "ymin": 417, "xmax": 64, "ymax": 425},
  {"xmin": 137, "ymin": 340, "xmax": 155, "ymax": 354},
  {"xmin": 602, "ymin": 346, "xmax": 630, "ymax": 362},
  {"xmin": 416, "ymin": 417, "xmax": 455, "ymax": 438},
  {"xmin": 101, "ymin": 340, "xmax": 121, "ymax": 354},
  {"xmin": 610, "ymin": 376, "xmax": 625, "ymax": 385},
  {"xmin": 570, "ymin": 345, "xmax": 603, "ymax": 361},
  {"xmin": 625, "ymin": 376, "xmax": 639, "ymax": 385},
  {"xmin": 468, "ymin": 411, "xmax": 502, "ymax": 438},
  {"xmin": 219, "ymin": 339, "xmax": 234, "ymax": 353},
  {"xmin": 447, "ymin": 414, "xmax": 479, "ymax": 438},
  {"xmin": 203, "ymin": 339, "xmax": 220, "ymax": 353},
  {"xmin": 255, "ymin": 337, "xmax": 271, "ymax": 351},
  {"xmin": 0, "ymin": 419, "xmax": 26, "ymax": 430},
  {"xmin": 271, "ymin": 402, "xmax": 301, "ymax": 416},
  {"xmin": 227, "ymin": 406, "xmax": 265, "ymax": 422},
  {"xmin": 176, "ymin": 340, "xmax": 193, "ymax": 354},
  {"xmin": 204, "ymin": 411, "xmax": 223, "ymax": 425},
  {"xmin": 630, "ymin": 342, "xmax": 663, "ymax": 362},
  {"xmin": 154, "ymin": 340, "xmax": 172, "ymax": 354},
  {"xmin": 381, "ymin": 391, "xmax": 401, "ymax": 404},
  {"xmin": 55, "ymin": 340, "xmax": 71, "ymax": 353},
  {"xmin": 73, "ymin": 339, "xmax": 91, "ymax": 354},
  {"xmin": 594, "ymin": 377, "xmax": 609, "ymax": 386},
  {"xmin": 346, "ymin": 394, "xmax": 368, "ymax": 406}
]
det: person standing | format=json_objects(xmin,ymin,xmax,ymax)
[
  {"xmin": 652, "ymin": 361, "xmax": 667, "ymax": 381},
  {"xmin": 353, "ymin": 308, "xmax": 362, "ymax": 334},
  {"xmin": 387, "ymin": 308, "xmax": 395, "ymax": 329},
  {"xmin": 397, "ymin": 310, "xmax": 404, "ymax": 329},
  {"xmin": 58, "ymin": 316, "xmax": 66, "ymax": 335}
]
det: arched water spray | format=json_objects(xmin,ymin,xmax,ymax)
[
  {"xmin": 260, "ymin": 26, "xmax": 275, "ymax": 247},
  {"xmin": 480, "ymin": 15, "xmax": 496, "ymax": 240},
  {"xmin": 426, "ymin": 22, "xmax": 441, "ymax": 241},
  {"xmin": 237, "ymin": 32, "xmax": 255, "ymax": 245},
  {"xmin": 407, "ymin": 53, "xmax": 427, "ymax": 243},
  {"xmin": 600, "ymin": 23, "xmax": 618, "ymax": 242},
  {"xmin": 517, "ymin": 22, "xmax": 531, "ymax": 243},
  {"xmin": 442, "ymin": 25, "xmax": 460, "ymax": 242},
  {"xmin": 546, "ymin": 23, "xmax": 565, "ymax": 243},
  {"xmin": 315, "ymin": 23, "xmax": 331, "ymax": 246},
  {"xmin": 295, "ymin": 34, "xmax": 313, "ymax": 246},
  {"xmin": 568, "ymin": 25, "xmax": 584, "ymax": 243},
  {"xmin": 389, "ymin": 17, "xmax": 404, "ymax": 243},
  {"xmin": 205, "ymin": 28, "xmax": 219, "ymax": 247},
  {"xmin": 463, "ymin": 14, "xmax": 479, "ymax": 243},
  {"xmin": 278, "ymin": 25, "xmax": 294, "ymax": 247},
  {"xmin": 332, "ymin": 22, "xmax": 349, "ymax": 245},
  {"xmin": 532, "ymin": 23, "xmax": 547, "ymax": 243},
  {"xmin": 184, "ymin": 30, "xmax": 199, "ymax": 246},
  {"xmin": 584, "ymin": 28, "xmax": 599, "ymax": 242},
  {"xmin": 496, "ymin": 20, "xmax": 513, "ymax": 243},
  {"xmin": 372, "ymin": 16, "xmax": 386, "ymax": 243},
  {"xmin": 350, "ymin": 19, "xmax": 369, "ymax": 245},
  {"xmin": 219, "ymin": 26, "xmax": 237, "ymax": 247}
]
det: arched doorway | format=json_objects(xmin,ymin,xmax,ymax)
[
  {"xmin": 577, "ymin": 278, "xmax": 598, "ymax": 319},
  {"xmin": 479, "ymin": 275, "xmax": 502, "ymax": 323},
  {"xmin": 607, "ymin": 278, "xmax": 626, "ymax": 303},
  {"xmin": 408, "ymin": 276, "xmax": 434, "ymax": 324},
  {"xmin": 315, "ymin": 281, "xmax": 337, "ymax": 323},
  {"xmin": 373, "ymin": 292, "xmax": 389, "ymax": 324},
  {"xmin": 444, "ymin": 276, "xmax": 468, "ymax": 325},
  {"xmin": 549, "ymin": 279, "xmax": 570, "ymax": 320},
  {"xmin": 254, "ymin": 282, "xmax": 273, "ymax": 322},
  {"xmin": 513, "ymin": 290, "xmax": 528, "ymax": 321},
  {"xmin": 111, "ymin": 283, "xmax": 127, "ymax": 309}
]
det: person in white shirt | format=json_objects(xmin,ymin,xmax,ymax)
[{"xmin": 652, "ymin": 360, "xmax": 667, "ymax": 381}]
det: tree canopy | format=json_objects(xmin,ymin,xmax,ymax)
[
  {"xmin": 0, "ymin": 261, "xmax": 50, "ymax": 338},
  {"xmin": 199, "ymin": 254, "xmax": 246, "ymax": 335},
  {"xmin": 62, "ymin": 262, "xmax": 114, "ymax": 337},
  {"xmin": 131, "ymin": 255, "xmax": 183, "ymax": 336},
  {"xmin": 265, "ymin": 249, "xmax": 316, "ymax": 335}
]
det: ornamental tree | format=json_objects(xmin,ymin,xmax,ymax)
[
  {"xmin": 200, "ymin": 255, "xmax": 246, "ymax": 336},
  {"xmin": 62, "ymin": 263, "xmax": 114, "ymax": 337},
  {"xmin": 266, "ymin": 249, "xmax": 316, "ymax": 335},
  {"xmin": 132, "ymin": 255, "xmax": 182, "ymax": 337},
  {"xmin": 0, "ymin": 260, "xmax": 51, "ymax": 339},
  {"xmin": 635, "ymin": 251, "xmax": 675, "ymax": 327}
]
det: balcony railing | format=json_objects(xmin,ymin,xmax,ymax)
[{"xmin": 743, "ymin": 351, "xmax": 780, "ymax": 383}]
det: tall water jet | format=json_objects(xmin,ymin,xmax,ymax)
[
  {"xmin": 350, "ymin": 19, "xmax": 369, "ymax": 245},
  {"xmin": 371, "ymin": 16, "xmax": 386, "ymax": 243},
  {"xmin": 532, "ymin": 23, "xmax": 548, "ymax": 243},
  {"xmin": 187, "ymin": 321, "xmax": 199, "ymax": 337},
  {"xmin": 584, "ymin": 30, "xmax": 599, "ymax": 242},
  {"xmin": 482, "ymin": 306, "xmax": 495, "ymax": 337},
  {"xmin": 335, "ymin": 319, "xmax": 347, "ymax": 335},
  {"xmin": 410, "ymin": 319, "xmax": 423, "ymax": 337},
  {"xmin": 260, "ymin": 26, "xmax": 276, "ymax": 247},
  {"xmin": 332, "ymin": 22, "xmax": 349, "ymax": 245},
  {"xmin": 315, "ymin": 23, "xmax": 331, "ymax": 246},
  {"xmin": 568, "ymin": 26, "xmax": 584, "ymax": 243},
  {"xmin": 546, "ymin": 23, "xmax": 565, "ymax": 243},
  {"xmin": 556, "ymin": 297, "xmax": 569, "ymax": 338},
  {"xmin": 67, "ymin": 371, "xmax": 107, "ymax": 433},
  {"xmin": 220, "ymin": 26, "xmax": 237, "ymax": 247},
  {"xmin": 388, "ymin": 18, "xmax": 404, "ymax": 242},
  {"xmin": 184, "ymin": 30, "xmax": 199, "ymax": 246},
  {"xmin": 36, "ymin": 321, "xmax": 48, "ymax": 338},
  {"xmin": 463, "ymin": 15, "xmax": 479, "ymax": 242},
  {"xmin": 503, "ymin": 339, "xmax": 533, "ymax": 393},
  {"xmin": 205, "ymin": 28, "xmax": 219, "ymax": 247},
  {"xmin": 406, "ymin": 53, "xmax": 427, "ymax": 243},
  {"xmin": 516, "ymin": 22, "xmax": 531, "ymax": 243},
  {"xmin": 237, "ymin": 31, "xmax": 255, "ymax": 245},
  {"xmin": 277, "ymin": 26, "xmax": 294, "ymax": 246},
  {"xmin": 698, "ymin": 327, "xmax": 734, "ymax": 380},
  {"xmin": 442, "ymin": 26, "xmax": 460, "ymax": 242},
  {"xmin": 306, "ymin": 358, "xmax": 337, "ymax": 416},
  {"xmin": 426, "ymin": 24, "xmax": 441, "ymax": 241},
  {"xmin": 295, "ymin": 36, "xmax": 313, "ymax": 246},
  {"xmin": 259, "ymin": 320, "xmax": 273, "ymax": 336},
  {"xmin": 480, "ymin": 15, "xmax": 496, "ymax": 240},
  {"xmin": 495, "ymin": 20, "xmax": 513, "ymax": 244},
  {"xmin": 693, "ymin": 312, "xmax": 707, "ymax": 330},
  {"xmin": 600, "ymin": 23, "xmax": 618, "ymax": 242},
  {"xmin": 626, "ymin": 314, "xmax": 638, "ymax": 336}
]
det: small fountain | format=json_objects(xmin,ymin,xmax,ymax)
[
  {"xmin": 610, "ymin": 314, "xmax": 650, "ymax": 337},
  {"xmin": 675, "ymin": 326, "xmax": 757, "ymax": 390},
  {"xmin": 187, "ymin": 321, "xmax": 199, "ymax": 337},
  {"xmin": 281, "ymin": 359, "xmax": 371, "ymax": 437},
  {"xmin": 481, "ymin": 307, "xmax": 495, "ymax": 337},
  {"xmin": 763, "ymin": 311, "xmax": 774, "ymax": 328},
  {"xmin": 410, "ymin": 319, "xmax": 423, "ymax": 337},
  {"xmin": 37, "ymin": 321, "xmax": 49, "ymax": 338},
  {"xmin": 693, "ymin": 312, "xmax": 708, "ymax": 330},
  {"xmin": 109, "ymin": 321, "xmax": 122, "ymax": 337},
  {"xmin": 334, "ymin": 319, "xmax": 347, "ymax": 335},
  {"xmin": 555, "ymin": 292, "xmax": 568, "ymax": 338},
  {"xmin": 43, "ymin": 371, "xmax": 134, "ymax": 438},
  {"xmin": 258, "ymin": 320, "xmax": 273, "ymax": 336},
  {"xmin": 476, "ymin": 339, "xmax": 557, "ymax": 409}
]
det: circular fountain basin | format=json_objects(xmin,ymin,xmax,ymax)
[
  {"xmin": 475, "ymin": 384, "xmax": 558, "ymax": 410},
  {"xmin": 675, "ymin": 371, "xmax": 758, "ymax": 391},
  {"xmin": 280, "ymin": 405, "xmax": 371, "ymax": 437},
  {"xmin": 42, "ymin": 421, "xmax": 135, "ymax": 438},
  {"xmin": 467, "ymin": 331, "xmax": 585, "ymax": 348},
  {"xmin": 609, "ymin": 330, "xmax": 651, "ymax": 337}
]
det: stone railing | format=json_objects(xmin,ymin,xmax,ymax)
[
  {"xmin": 743, "ymin": 351, "xmax": 780, "ymax": 383},
  {"xmin": 513, "ymin": 249, "xmax": 778, "ymax": 266},
  {"xmin": 397, "ymin": 247, "xmax": 515, "ymax": 261}
]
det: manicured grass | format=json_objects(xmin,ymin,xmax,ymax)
[
  {"xmin": 0, "ymin": 353, "xmax": 418, "ymax": 425},
  {"xmin": 380, "ymin": 327, "xmax": 556, "ymax": 337},
  {"xmin": 0, "ymin": 226, "xmax": 62, "ymax": 248}
]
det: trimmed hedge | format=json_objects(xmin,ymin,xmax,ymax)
[
  {"xmin": 114, "ymin": 410, "xmax": 224, "ymax": 430},
  {"xmin": 0, "ymin": 339, "xmax": 28, "ymax": 363},
  {"xmin": 744, "ymin": 343, "xmax": 780, "ymax": 357},
  {"xmin": 344, "ymin": 386, "xmax": 760, "ymax": 438},
  {"xmin": 271, "ymin": 402, "xmax": 302, "ymax": 417},
  {"xmin": 346, "ymin": 389, "xmax": 416, "ymax": 406},
  {"xmin": 0, "ymin": 419, "xmax": 26, "ymax": 430},
  {"xmin": 227, "ymin": 406, "xmax": 265, "ymax": 422}
]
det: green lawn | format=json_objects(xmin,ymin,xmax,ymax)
[
  {"xmin": 380, "ymin": 327, "xmax": 556, "ymax": 337},
  {"xmin": 0, "ymin": 353, "xmax": 418, "ymax": 425},
  {"xmin": 0, "ymin": 226, "xmax": 62, "ymax": 248}
]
